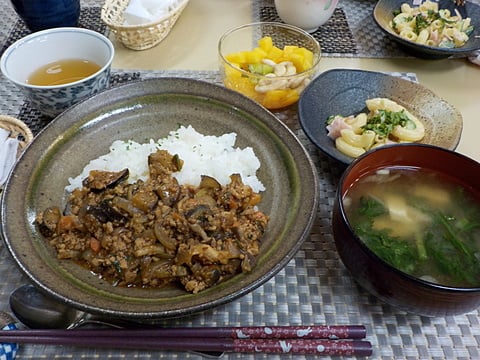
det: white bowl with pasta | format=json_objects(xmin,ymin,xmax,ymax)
[{"xmin": 373, "ymin": 0, "xmax": 480, "ymax": 59}]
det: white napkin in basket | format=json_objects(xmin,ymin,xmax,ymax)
[
  {"xmin": 124, "ymin": 0, "xmax": 179, "ymax": 25},
  {"xmin": 0, "ymin": 129, "xmax": 19, "ymax": 186}
]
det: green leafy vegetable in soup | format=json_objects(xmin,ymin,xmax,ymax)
[{"xmin": 344, "ymin": 167, "xmax": 480, "ymax": 287}]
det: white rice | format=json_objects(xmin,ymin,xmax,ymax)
[{"xmin": 65, "ymin": 125, "xmax": 265, "ymax": 193}]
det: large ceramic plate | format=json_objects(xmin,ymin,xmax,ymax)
[
  {"xmin": 1, "ymin": 78, "xmax": 318, "ymax": 321},
  {"xmin": 374, "ymin": 0, "xmax": 480, "ymax": 59},
  {"xmin": 298, "ymin": 69, "xmax": 463, "ymax": 165}
]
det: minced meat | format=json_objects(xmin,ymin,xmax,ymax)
[{"xmin": 35, "ymin": 150, "xmax": 269, "ymax": 293}]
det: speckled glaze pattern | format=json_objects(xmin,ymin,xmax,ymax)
[
  {"xmin": 298, "ymin": 69, "xmax": 463, "ymax": 165},
  {"xmin": 332, "ymin": 144, "xmax": 480, "ymax": 317},
  {"xmin": 1, "ymin": 78, "xmax": 319, "ymax": 321},
  {"xmin": 18, "ymin": 67, "xmax": 111, "ymax": 118},
  {"xmin": 373, "ymin": 0, "xmax": 480, "ymax": 59}
]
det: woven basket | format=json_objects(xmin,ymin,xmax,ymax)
[
  {"xmin": 0, "ymin": 115, "xmax": 33, "ymax": 158},
  {"xmin": 101, "ymin": 0, "xmax": 189, "ymax": 51}
]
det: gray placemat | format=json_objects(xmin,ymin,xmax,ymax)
[
  {"xmin": 1, "ymin": 1, "xmax": 480, "ymax": 359},
  {"xmin": 258, "ymin": 6, "xmax": 358, "ymax": 55},
  {"xmin": 0, "ymin": 68, "xmax": 479, "ymax": 360},
  {"xmin": 0, "ymin": 6, "xmax": 107, "ymax": 55},
  {"xmin": 254, "ymin": 0, "xmax": 411, "ymax": 58}
]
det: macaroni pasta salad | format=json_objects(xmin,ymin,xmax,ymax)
[
  {"xmin": 390, "ymin": 0, "xmax": 473, "ymax": 48},
  {"xmin": 326, "ymin": 98, "xmax": 425, "ymax": 158}
]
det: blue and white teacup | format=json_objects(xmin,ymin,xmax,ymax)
[{"xmin": 0, "ymin": 27, "xmax": 114, "ymax": 118}]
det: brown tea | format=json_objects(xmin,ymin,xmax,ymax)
[{"xmin": 27, "ymin": 58, "xmax": 101, "ymax": 86}]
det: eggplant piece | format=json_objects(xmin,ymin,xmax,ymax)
[
  {"xmin": 140, "ymin": 257, "xmax": 176, "ymax": 287},
  {"xmin": 85, "ymin": 201, "xmax": 127, "ymax": 224},
  {"xmin": 196, "ymin": 265, "xmax": 222, "ymax": 286},
  {"xmin": 199, "ymin": 175, "xmax": 221, "ymax": 190},
  {"xmin": 171, "ymin": 154, "xmax": 183, "ymax": 171},
  {"xmin": 131, "ymin": 188, "xmax": 158, "ymax": 213},
  {"xmin": 241, "ymin": 251, "xmax": 257, "ymax": 272},
  {"xmin": 154, "ymin": 222, "xmax": 177, "ymax": 251},
  {"xmin": 195, "ymin": 175, "xmax": 222, "ymax": 200},
  {"xmin": 36, "ymin": 206, "xmax": 61, "ymax": 237},
  {"xmin": 111, "ymin": 197, "xmax": 145, "ymax": 218},
  {"xmin": 184, "ymin": 204, "xmax": 212, "ymax": 221},
  {"xmin": 82, "ymin": 169, "xmax": 129, "ymax": 191},
  {"xmin": 185, "ymin": 204, "xmax": 212, "ymax": 240},
  {"xmin": 155, "ymin": 176, "xmax": 181, "ymax": 206}
]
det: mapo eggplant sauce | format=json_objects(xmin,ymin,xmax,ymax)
[{"xmin": 35, "ymin": 150, "xmax": 269, "ymax": 293}]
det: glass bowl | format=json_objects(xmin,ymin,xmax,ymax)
[{"xmin": 218, "ymin": 22, "xmax": 321, "ymax": 110}]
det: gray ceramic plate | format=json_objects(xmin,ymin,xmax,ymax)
[
  {"xmin": 1, "ymin": 78, "xmax": 319, "ymax": 321},
  {"xmin": 374, "ymin": 0, "xmax": 480, "ymax": 59},
  {"xmin": 298, "ymin": 69, "xmax": 463, "ymax": 165}
]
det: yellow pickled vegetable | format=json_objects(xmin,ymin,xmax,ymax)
[
  {"xmin": 224, "ymin": 77, "xmax": 259, "ymax": 100},
  {"xmin": 289, "ymin": 47, "xmax": 314, "ymax": 72},
  {"xmin": 267, "ymin": 46, "xmax": 284, "ymax": 62},
  {"xmin": 245, "ymin": 48, "xmax": 267, "ymax": 64},
  {"xmin": 258, "ymin": 36, "xmax": 273, "ymax": 52},
  {"xmin": 224, "ymin": 62, "xmax": 242, "ymax": 79},
  {"xmin": 222, "ymin": 36, "xmax": 316, "ymax": 109},
  {"xmin": 225, "ymin": 52, "xmax": 246, "ymax": 64},
  {"xmin": 262, "ymin": 89, "xmax": 300, "ymax": 110}
]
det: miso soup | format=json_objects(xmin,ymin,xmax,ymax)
[
  {"xmin": 343, "ymin": 166, "xmax": 480, "ymax": 288},
  {"xmin": 27, "ymin": 58, "xmax": 101, "ymax": 86}
]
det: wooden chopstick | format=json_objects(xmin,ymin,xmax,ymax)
[{"xmin": 0, "ymin": 325, "xmax": 372, "ymax": 356}]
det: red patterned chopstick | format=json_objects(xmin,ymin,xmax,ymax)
[
  {"xmin": 230, "ymin": 338, "xmax": 372, "ymax": 356},
  {"xmin": 0, "ymin": 325, "xmax": 366, "ymax": 340},
  {"xmin": 0, "ymin": 334, "xmax": 373, "ymax": 356}
]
